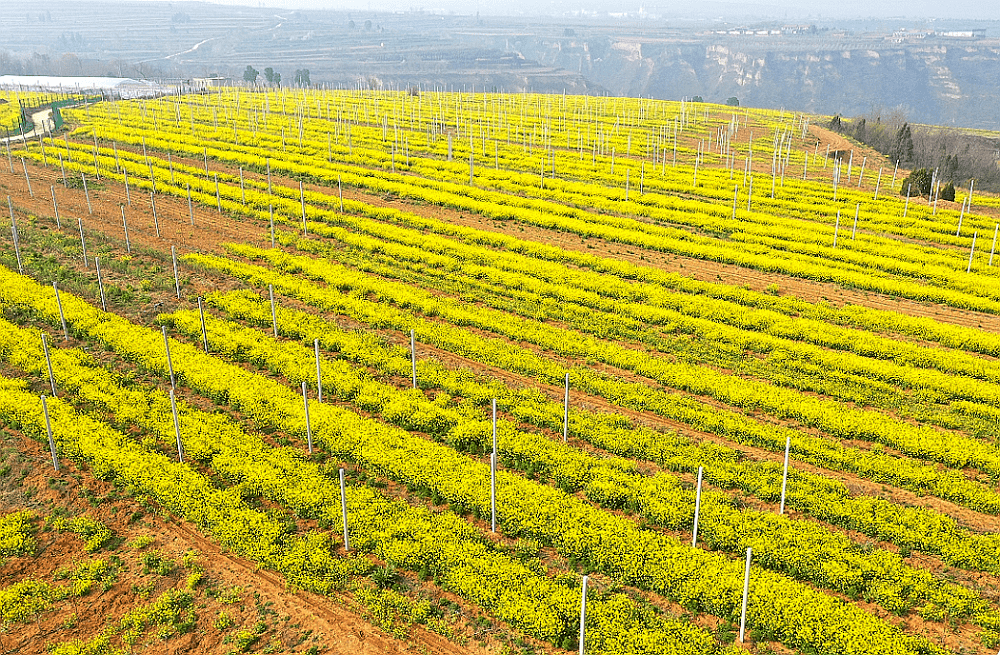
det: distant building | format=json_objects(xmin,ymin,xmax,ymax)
[
  {"xmin": 938, "ymin": 29, "xmax": 987, "ymax": 39},
  {"xmin": 192, "ymin": 76, "xmax": 229, "ymax": 90},
  {"xmin": 0, "ymin": 75, "xmax": 167, "ymax": 99}
]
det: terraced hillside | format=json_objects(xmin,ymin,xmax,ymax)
[{"xmin": 2, "ymin": 88, "xmax": 1000, "ymax": 655}]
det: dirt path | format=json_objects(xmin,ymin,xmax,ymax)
[{"xmin": 1, "ymin": 107, "xmax": 54, "ymax": 145}]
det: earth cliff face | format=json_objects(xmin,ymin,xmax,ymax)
[{"xmin": 512, "ymin": 35, "xmax": 1000, "ymax": 128}]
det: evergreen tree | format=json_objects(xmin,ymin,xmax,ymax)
[{"xmin": 900, "ymin": 168, "xmax": 932, "ymax": 196}]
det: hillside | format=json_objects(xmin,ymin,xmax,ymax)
[
  {"xmin": 3, "ymin": 87, "xmax": 1000, "ymax": 654},
  {"xmin": 2, "ymin": 3, "xmax": 1000, "ymax": 128}
]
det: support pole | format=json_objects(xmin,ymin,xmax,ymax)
[
  {"xmin": 162, "ymin": 326, "xmax": 176, "ymax": 389},
  {"xmin": 410, "ymin": 329, "xmax": 417, "ymax": 389},
  {"xmin": 51, "ymin": 186, "xmax": 60, "ymax": 228},
  {"xmin": 198, "ymin": 297, "xmax": 209, "ymax": 353},
  {"xmin": 780, "ymin": 435, "xmax": 791, "ymax": 514},
  {"xmin": 121, "ymin": 207, "xmax": 131, "ymax": 254},
  {"xmin": 852, "ymin": 204, "xmax": 859, "ymax": 240},
  {"xmin": 990, "ymin": 224, "xmax": 998, "ymax": 267},
  {"xmin": 82, "ymin": 174, "xmax": 92, "ymax": 214},
  {"xmin": 739, "ymin": 547, "xmax": 752, "ymax": 644},
  {"xmin": 968, "ymin": 231, "xmax": 978, "ymax": 273},
  {"xmin": 269, "ymin": 284, "xmax": 278, "ymax": 337},
  {"xmin": 578, "ymin": 575, "xmax": 588, "ymax": 655},
  {"xmin": 150, "ymin": 192, "xmax": 159, "ymax": 238},
  {"xmin": 53, "ymin": 282, "xmax": 69, "ymax": 341},
  {"xmin": 8, "ymin": 197, "xmax": 22, "ymax": 274},
  {"xmin": 42, "ymin": 333, "xmax": 57, "ymax": 396},
  {"xmin": 692, "ymin": 466, "xmax": 703, "ymax": 547},
  {"xmin": 300, "ymin": 181, "xmax": 307, "ymax": 234},
  {"xmin": 169, "ymin": 389, "xmax": 184, "ymax": 463},
  {"xmin": 187, "ymin": 184, "xmax": 194, "ymax": 225},
  {"xmin": 833, "ymin": 210, "xmax": 840, "ymax": 248},
  {"xmin": 20, "ymin": 158, "xmax": 33, "ymax": 198},
  {"xmin": 41, "ymin": 395, "xmax": 59, "ymax": 471},
  {"xmin": 95, "ymin": 257, "xmax": 106, "ymax": 311},
  {"xmin": 339, "ymin": 468, "xmax": 350, "ymax": 550},
  {"xmin": 315, "ymin": 338, "xmax": 323, "ymax": 403},
  {"xmin": 563, "ymin": 372, "xmax": 570, "ymax": 442},
  {"xmin": 302, "ymin": 381, "xmax": 313, "ymax": 454},
  {"xmin": 171, "ymin": 245, "xmax": 180, "ymax": 299}
]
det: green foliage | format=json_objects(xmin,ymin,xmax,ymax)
[
  {"xmin": 900, "ymin": 168, "xmax": 932, "ymax": 197},
  {"xmin": 941, "ymin": 181, "xmax": 956, "ymax": 202},
  {"xmin": 725, "ymin": 96, "xmax": 739, "ymax": 107},
  {"xmin": 51, "ymin": 515, "xmax": 114, "ymax": 552},
  {"xmin": 0, "ymin": 509, "xmax": 36, "ymax": 561},
  {"xmin": 141, "ymin": 549, "xmax": 175, "ymax": 576}
]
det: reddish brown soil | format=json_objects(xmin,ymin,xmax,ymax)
[
  {"xmin": 3, "ymin": 119, "xmax": 1000, "ymax": 654},
  {"xmin": 0, "ymin": 426, "xmax": 458, "ymax": 655}
]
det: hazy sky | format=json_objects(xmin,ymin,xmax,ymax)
[{"xmin": 161, "ymin": 0, "xmax": 998, "ymax": 20}]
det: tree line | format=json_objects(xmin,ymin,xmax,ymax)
[{"xmin": 829, "ymin": 109, "xmax": 1000, "ymax": 194}]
